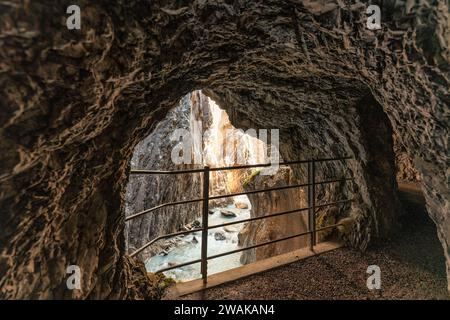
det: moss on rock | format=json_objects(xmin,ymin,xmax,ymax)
[{"xmin": 243, "ymin": 170, "xmax": 261, "ymax": 188}]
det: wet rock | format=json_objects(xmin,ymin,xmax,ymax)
[
  {"xmin": 186, "ymin": 220, "xmax": 201, "ymax": 230},
  {"xmin": 214, "ymin": 232, "xmax": 227, "ymax": 241},
  {"xmin": 224, "ymin": 226, "xmax": 239, "ymax": 233},
  {"xmin": 192, "ymin": 236, "xmax": 199, "ymax": 244},
  {"xmin": 209, "ymin": 209, "xmax": 215, "ymax": 215},
  {"xmin": 221, "ymin": 210, "xmax": 237, "ymax": 218},
  {"xmin": 235, "ymin": 202, "xmax": 249, "ymax": 209}
]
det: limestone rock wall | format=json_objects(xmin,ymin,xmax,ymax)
[
  {"xmin": 394, "ymin": 133, "xmax": 422, "ymax": 182},
  {"xmin": 209, "ymin": 91, "xmax": 401, "ymax": 249},
  {"xmin": 0, "ymin": 0, "xmax": 448, "ymax": 298},
  {"xmin": 125, "ymin": 93, "xmax": 203, "ymax": 261},
  {"xmin": 238, "ymin": 168, "xmax": 309, "ymax": 264},
  {"xmin": 201, "ymin": 95, "xmax": 268, "ymax": 204},
  {"xmin": 125, "ymin": 89, "xmax": 265, "ymax": 261}
]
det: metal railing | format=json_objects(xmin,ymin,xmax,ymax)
[{"xmin": 127, "ymin": 156, "xmax": 353, "ymax": 284}]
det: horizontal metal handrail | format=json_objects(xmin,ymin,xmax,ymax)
[
  {"xmin": 207, "ymin": 223, "xmax": 342, "ymax": 261},
  {"xmin": 127, "ymin": 156, "xmax": 355, "ymax": 282},
  {"xmin": 129, "ymin": 156, "xmax": 352, "ymax": 175},
  {"xmin": 208, "ymin": 199, "xmax": 352, "ymax": 230},
  {"xmin": 129, "ymin": 227, "xmax": 203, "ymax": 258},
  {"xmin": 209, "ymin": 177, "xmax": 354, "ymax": 200},
  {"xmin": 130, "ymin": 206, "xmax": 311, "ymax": 258},
  {"xmin": 125, "ymin": 197, "xmax": 203, "ymax": 222},
  {"xmin": 153, "ymin": 223, "xmax": 342, "ymax": 274},
  {"xmin": 129, "ymin": 198, "xmax": 353, "ymax": 258},
  {"xmin": 126, "ymin": 177, "xmax": 353, "ymax": 222},
  {"xmin": 130, "ymin": 168, "xmax": 205, "ymax": 175}
]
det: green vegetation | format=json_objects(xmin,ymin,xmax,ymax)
[
  {"xmin": 147, "ymin": 273, "xmax": 176, "ymax": 299},
  {"xmin": 317, "ymin": 212, "xmax": 335, "ymax": 228},
  {"xmin": 243, "ymin": 169, "xmax": 261, "ymax": 188}
]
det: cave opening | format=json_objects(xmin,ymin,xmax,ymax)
[
  {"xmin": 1, "ymin": 1, "xmax": 448, "ymax": 300},
  {"xmin": 124, "ymin": 90, "xmax": 302, "ymax": 281},
  {"xmin": 123, "ymin": 86, "xmax": 406, "ymax": 286},
  {"xmin": 122, "ymin": 79, "xmax": 425, "ymax": 292}
]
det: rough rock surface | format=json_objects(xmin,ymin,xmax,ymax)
[
  {"xmin": 125, "ymin": 93, "xmax": 203, "ymax": 261},
  {"xmin": 201, "ymin": 92, "xmax": 267, "ymax": 205},
  {"xmin": 238, "ymin": 168, "xmax": 309, "ymax": 264},
  {"xmin": 394, "ymin": 133, "xmax": 422, "ymax": 182},
  {"xmin": 0, "ymin": 0, "xmax": 448, "ymax": 298},
  {"xmin": 210, "ymin": 91, "xmax": 402, "ymax": 248}
]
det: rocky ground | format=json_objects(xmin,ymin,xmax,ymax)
[{"xmin": 181, "ymin": 187, "xmax": 449, "ymax": 300}]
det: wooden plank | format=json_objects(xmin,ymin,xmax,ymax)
[{"xmin": 164, "ymin": 240, "xmax": 343, "ymax": 299}]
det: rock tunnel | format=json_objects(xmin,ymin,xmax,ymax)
[{"xmin": 0, "ymin": 0, "xmax": 448, "ymax": 299}]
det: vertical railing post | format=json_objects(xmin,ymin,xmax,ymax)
[
  {"xmin": 201, "ymin": 166, "xmax": 210, "ymax": 285},
  {"xmin": 308, "ymin": 160, "xmax": 316, "ymax": 250}
]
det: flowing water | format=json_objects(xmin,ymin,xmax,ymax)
[
  {"xmin": 145, "ymin": 195, "xmax": 251, "ymax": 281},
  {"xmin": 144, "ymin": 95, "xmax": 266, "ymax": 282}
]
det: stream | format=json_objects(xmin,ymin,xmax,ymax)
[{"xmin": 145, "ymin": 195, "xmax": 251, "ymax": 281}]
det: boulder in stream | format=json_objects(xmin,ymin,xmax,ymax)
[
  {"xmin": 214, "ymin": 232, "xmax": 226, "ymax": 241},
  {"xmin": 221, "ymin": 209, "xmax": 237, "ymax": 218},
  {"xmin": 235, "ymin": 202, "xmax": 249, "ymax": 209},
  {"xmin": 224, "ymin": 226, "xmax": 238, "ymax": 233}
]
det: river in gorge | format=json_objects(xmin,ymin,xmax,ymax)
[{"xmin": 145, "ymin": 195, "xmax": 251, "ymax": 281}]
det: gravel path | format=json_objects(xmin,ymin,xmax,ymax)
[{"xmin": 182, "ymin": 188, "xmax": 448, "ymax": 300}]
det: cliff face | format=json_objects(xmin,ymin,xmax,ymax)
[
  {"xmin": 125, "ymin": 90, "xmax": 265, "ymax": 261},
  {"xmin": 239, "ymin": 168, "xmax": 309, "ymax": 264},
  {"xmin": 0, "ymin": 0, "xmax": 448, "ymax": 298},
  {"xmin": 125, "ymin": 93, "xmax": 203, "ymax": 261},
  {"xmin": 202, "ymin": 96, "xmax": 268, "ymax": 204},
  {"xmin": 209, "ymin": 91, "xmax": 401, "ymax": 250}
]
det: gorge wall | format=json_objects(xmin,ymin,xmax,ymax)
[
  {"xmin": 125, "ymin": 93, "xmax": 203, "ymax": 261},
  {"xmin": 238, "ymin": 168, "xmax": 309, "ymax": 264},
  {"xmin": 0, "ymin": 0, "xmax": 448, "ymax": 299},
  {"xmin": 125, "ymin": 89, "xmax": 268, "ymax": 262},
  {"xmin": 208, "ymin": 91, "xmax": 401, "ymax": 249}
]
